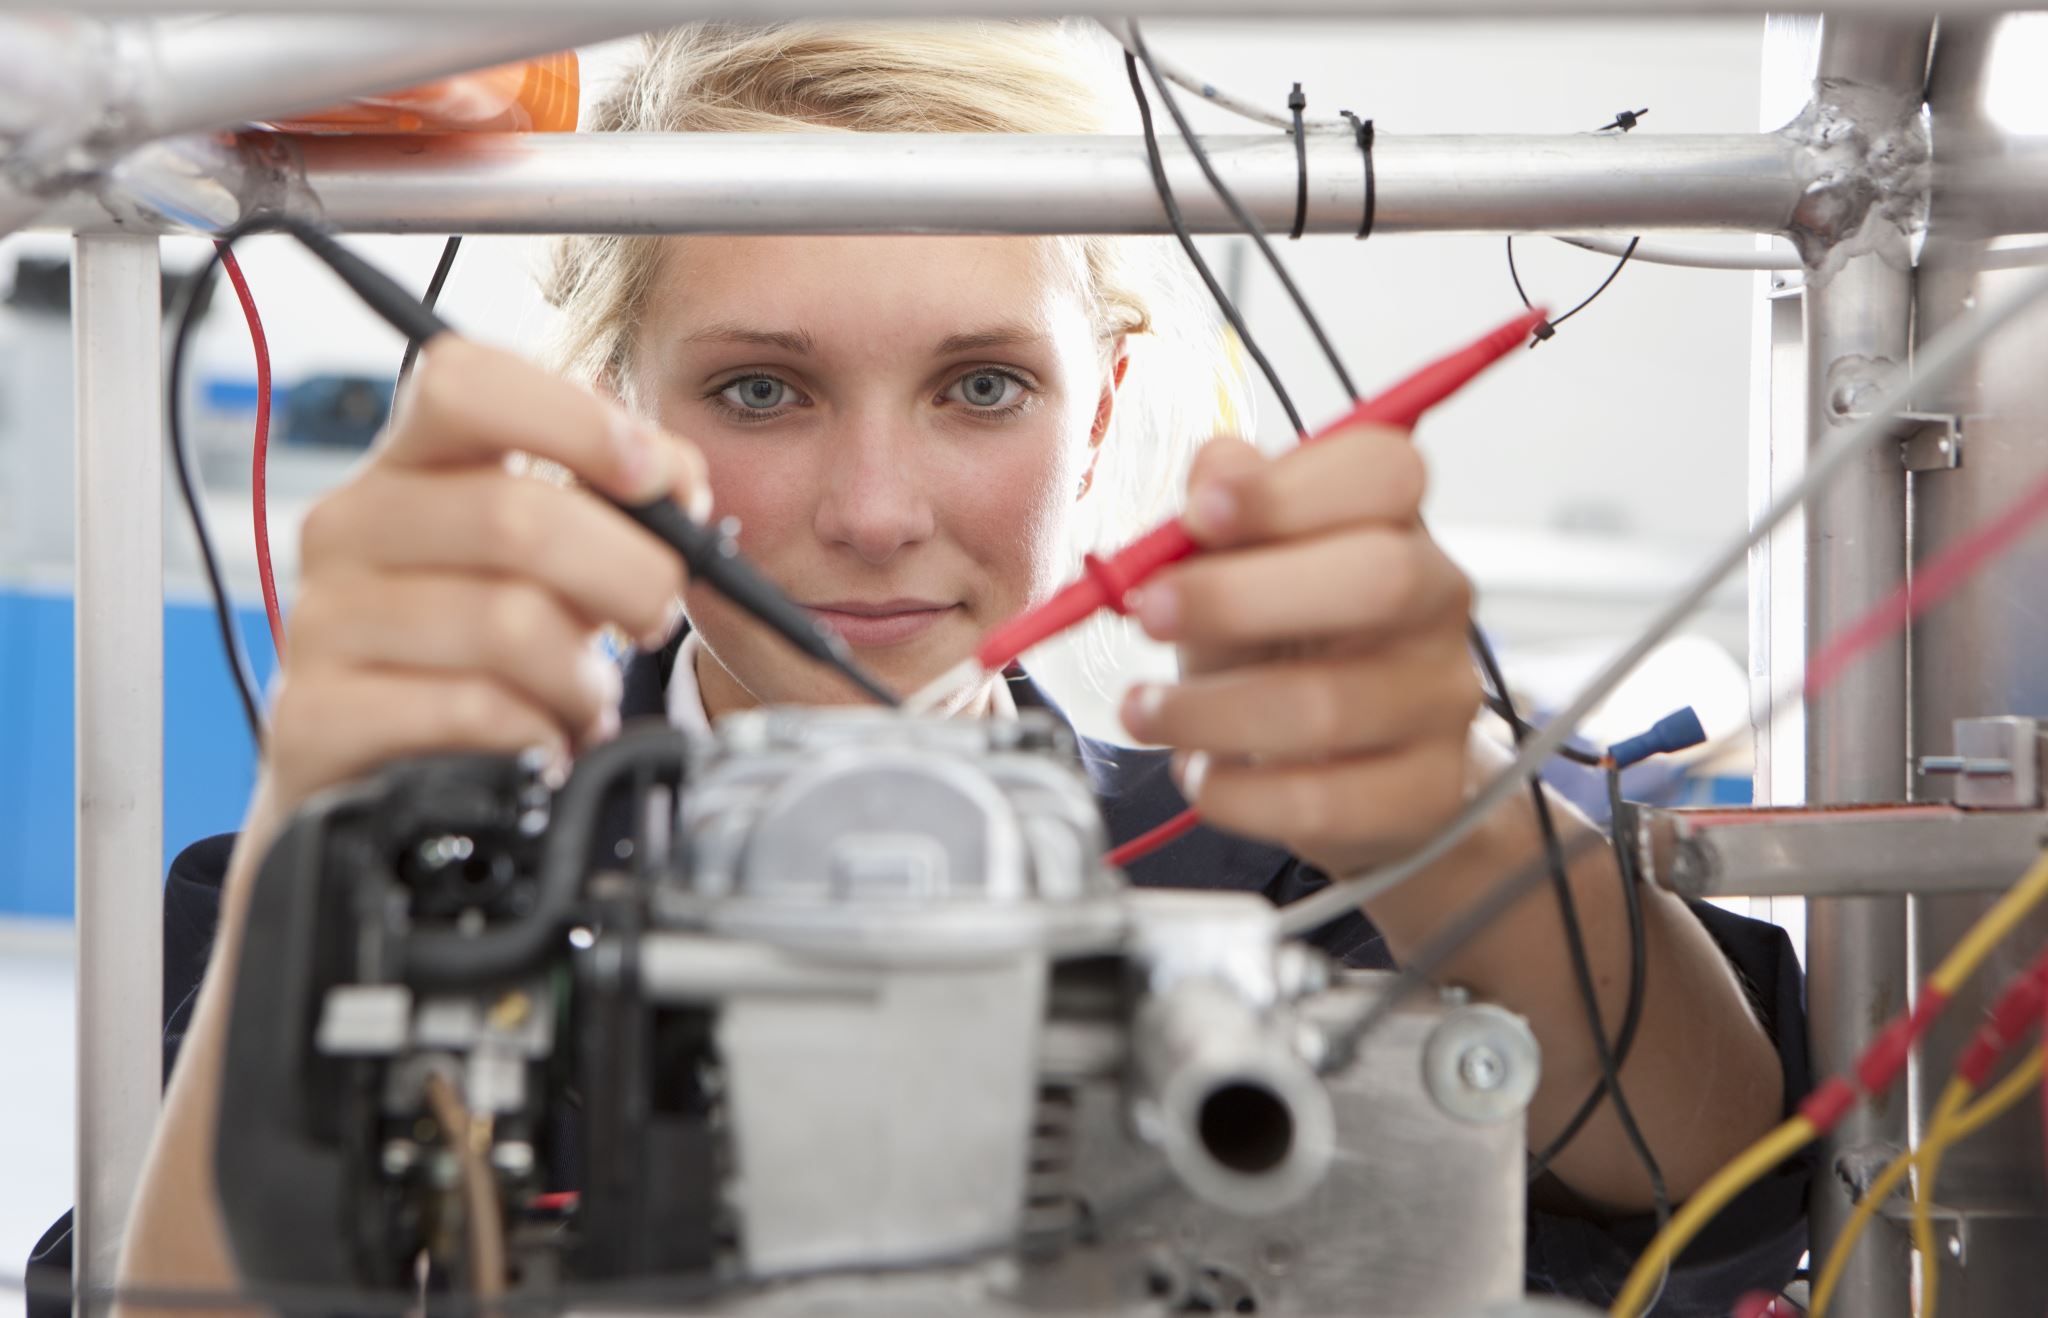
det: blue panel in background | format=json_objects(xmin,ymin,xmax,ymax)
[{"xmin": 0, "ymin": 587, "xmax": 275, "ymax": 920}]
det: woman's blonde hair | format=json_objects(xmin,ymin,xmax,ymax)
[{"xmin": 541, "ymin": 21, "xmax": 1247, "ymax": 667}]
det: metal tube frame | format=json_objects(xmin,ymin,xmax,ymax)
[
  {"xmin": 70, "ymin": 232, "xmax": 165, "ymax": 1309},
  {"xmin": 42, "ymin": 11, "xmax": 2032, "ymax": 1314},
  {"xmin": 1795, "ymin": 20, "xmax": 1932, "ymax": 1318}
]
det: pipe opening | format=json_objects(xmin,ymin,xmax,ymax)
[{"xmin": 1197, "ymin": 1080, "xmax": 1294, "ymax": 1175}]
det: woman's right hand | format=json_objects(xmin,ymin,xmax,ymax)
[{"xmin": 259, "ymin": 336, "xmax": 709, "ymax": 829}]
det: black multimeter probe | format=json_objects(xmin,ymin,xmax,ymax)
[{"xmin": 288, "ymin": 224, "xmax": 901, "ymax": 709}]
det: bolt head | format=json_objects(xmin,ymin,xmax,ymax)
[{"xmin": 1458, "ymin": 1044, "xmax": 1507, "ymax": 1092}]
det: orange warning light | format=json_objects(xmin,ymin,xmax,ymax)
[{"xmin": 264, "ymin": 50, "xmax": 578, "ymax": 134}]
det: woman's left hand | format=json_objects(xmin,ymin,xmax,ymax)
[{"xmin": 1118, "ymin": 426, "xmax": 1482, "ymax": 879}]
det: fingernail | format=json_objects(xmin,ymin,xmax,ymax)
[
  {"xmin": 585, "ymin": 705, "xmax": 620, "ymax": 747},
  {"xmin": 1122, "ymin": 682, "xmax": 1166, "ymax": 735},
  {"xmin": 582, "ymin": 647, "xmax": 624, "ymax": 707},
  {"xmin": 687, "ymin": 478, "xmax": 713, "ymax": 523},
  {"xmin": 608, "ymin": 410, "xmax": 665, "ymax": 500},
  {"xmin": 1188, "ymin": 481, "xmax": 1238, "ymax": 537},
  {"xmin": 1174, "ymin": 750, "xmax": 1210, "ymax": 799},
  {"xmin": 1133, "ymin": 583, "xmax": 1179, "ymax": 638}
]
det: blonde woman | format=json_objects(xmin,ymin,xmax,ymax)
[{"xmin": 82, "ymin": 22, "xmax": 1806, "ymax": 1313}]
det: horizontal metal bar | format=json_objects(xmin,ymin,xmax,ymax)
[
  {"xmin": 1632, "ymin": 803, "xmax": 2048, "ymax": 898},
  {"xmin": 0, "ymin": 14, "xmax": 644, "ymax": 238},
  {"xmin": 46, "ymin": 129, "xmax": 1809, "ymax": 237},
  {"xmin": 137, "ymin": 16, "xmax": 648, "ymax": 141},
  {"xmin": 24, "ymin": 1, "xmax": 2036, "ymax": 19}
]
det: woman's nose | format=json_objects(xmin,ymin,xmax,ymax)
[{"xmin": 812, "ymin": 417, "xmax": 938, "ymax": 565}]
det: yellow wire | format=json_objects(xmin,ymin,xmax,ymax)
[
  {"xmin": 1607, "ymin": 1116, "xmax": 1818, "ymax": 1317},
  {"xmin": 1929, "ymin": 853, "xmax": 2048, "ymax": 995},
  {"xmin": 1913, "ymin": 1045, "xmax": 2045, "ymax": 1318},
  {"xmin": 1811, "ymin": 1048, "xmax": 2045, "ymax": 1316},
  {"xmin": 1610, "ymin": 849, "xmax": 2048, "ymax": 1318},
  {"xmin": 1808, "ymin": 1131, "xmax": 1921, "ymax": 1316}
]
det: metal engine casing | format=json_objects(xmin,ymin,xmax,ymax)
[{"xmin": 217, "ymin": 708, "xmax": 1538, "ymax": 1315}]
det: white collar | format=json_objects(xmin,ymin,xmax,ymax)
[{"xmin": 664, "ymin": 630, "xmax": 1015, "ymax": 732}]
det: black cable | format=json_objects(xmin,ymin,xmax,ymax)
[
  {"xmin": 1468, "ymin": 629, "xmax": 1663, "ymax": 1211},
  {"xmin": 1131, "ymin": 29, "xmax": 1666, "ymax": 1245},
  {"xmin": 1326, "ymin": 828, "xmax": 1606, "ymax": 1059},
  {"xmin": 1481, "ymin": 691, "xmax": 1606, "ymax": 767},
  {"xmin": 1122, "ymin": 50, "xmax": 1307, "ymax": 437},
  {"xmin": 169, "ymin": 235, "xmax": 270, "ymax": 745},
  {"xmin": 1337, "ymin": 110, "xmax": 1377, "ymax": 240},
  {"xmin": 1507, "ymin": 233, "xmax": 1641, "ymax": 346},
  {"xmin": 1287, "ymin": 82, "xmax": 1309, "ymax": 241},
  {"xmin": 1506, "ymin": 108, "xmax": 1648, "ymax": 347},
  {"xmin": 1527, "ymin": 760, "xmax": 1653, "ymax": 1180},
  {"xmin": 397, "ymin": 235, "xmax": 462, "ymax": 389},
  {"xmin": 1127, "ymin": 23, "xmax": 1360, "ymax": 407}
]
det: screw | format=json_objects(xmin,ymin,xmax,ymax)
[
  {"xmin": 1458, "ymin": 1043, "xmax": 1506, "ymax": 1092},
  {"xmin": 380, "ymin": 1139, "xmax": 419, "ymax": 1178},
  {"xmin": 490, "ymin": 1140, "xmax": 536, "ymax": 1178}
]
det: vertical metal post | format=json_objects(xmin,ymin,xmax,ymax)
[
  {"xmin": 71, "ymin": 232, "xmax": 164, "ymax": 1305},
  {"xmin": 1909, "ymin": 18, "xmax": 2048, "ymax": 1315},
  {"xmin": 1798, "ymin": 17, "xmax": 1931, "ymax": 1317}
]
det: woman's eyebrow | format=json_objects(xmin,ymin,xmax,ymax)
[
  {"xmin": 933, "ymin": 324, "xmax": 1050, "ymax": 356},
  {"xmin": 684, "ymin": 322, "xmax": 817, "ymax": 354}
]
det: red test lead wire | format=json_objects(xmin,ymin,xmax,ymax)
[
  {"xmin": 215, "ymin": 244, "xmax": 285, "ymax": 662},
  {"xmin": 921, "ymin": 304, "xmax": 1552, "ymax": 702}
]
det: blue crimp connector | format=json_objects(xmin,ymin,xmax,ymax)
[{"xmin": 1607, "ymin": 706, "xmax": 1707, "ymax": 770}]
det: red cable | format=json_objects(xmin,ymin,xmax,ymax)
[
  {"xmin": 216, "ymin": 244, "xmax": 285, "ymax": 662},
  {"xmin": 1111, "ymin": 378, "xmax": 2048, "ymax": 872},
  {"xmin": 1805, "ymin": 461, "xmax": 2048, "ymax": 701},
  {"xmin": 1105, "ymin": 806, "xmax": 1201, "ymax": 869},
  {"xmin": 1099, "ymin": 307, "xmax": 1549, "ymax": 870}
]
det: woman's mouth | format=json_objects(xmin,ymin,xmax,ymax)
[{"xmin": 803, "ymin": 600, "xmax": 960, "ymax": 647}]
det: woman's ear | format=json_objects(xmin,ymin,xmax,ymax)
[{"xmin": 1079, "ymin": 337, "xmax": 1132, "ymax": 500}]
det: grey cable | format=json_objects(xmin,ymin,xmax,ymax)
[
  {"xmin": 1553, "ymin": 234, "xmax": 1800, "ymax": 271},
  {"xmin": 1277, "ymin": 259, "xmax": 2048, "ymax": 938},
  {"xmin": 1095, "ymin": 17, "xmax": 1351, "ymax": 132}
]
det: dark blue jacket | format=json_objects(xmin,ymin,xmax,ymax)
[{"xmin": 30, "ymin": 639, "xmax": 1812, "ymax": 1314}]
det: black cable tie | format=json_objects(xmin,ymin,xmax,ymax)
[
  {"xmin": 1339, "ymin": 110, "xmax": 1376, "ymax": 240},
  {"xmin": 1527, "ymin": 319, "xmax": 1557, "ymax": 348},
  {"xmin": 1599, "ymin": 106, "xmax": 1648, "ymax": 133},
  {"xmin": 1288, "ymin": 82, "xmax": 1309, "ymax": 240}
]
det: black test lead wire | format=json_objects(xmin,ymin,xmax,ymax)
[
  {"xmin": 283, "ymin": 224, "xmax": 901, "ymax": 709},
  {"xmin": 179, "ymin": 220, "xmax": 900, "ymax": 721}
]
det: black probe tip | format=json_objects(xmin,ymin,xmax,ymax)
[{"xmin": 617, "ymin": 497, "xmax": 900, "ymax": 708}]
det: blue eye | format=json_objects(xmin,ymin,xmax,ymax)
[
  {"xmin": 720, "ymin": 375, "xmax": 794, "ymax": 411},
  {"xmin": 946, "ymin": 370, "xmax": 1026, "ymax": 411}
]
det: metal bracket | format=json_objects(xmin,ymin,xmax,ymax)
[
  {"xmin": 1629, "ymin": 801, "xmax": 2048, "ymax": 899},
  {"xmin": 1899, "ymin": 411, "xmax": 1965, "ymax": 471},
  {"xmin": 1919, "ymin": 716, "xmax": 2047, "ymax": 808}
]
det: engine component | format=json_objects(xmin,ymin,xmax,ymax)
[{"xmin": 215, "ymin": 709, "xmax": 1536, "ymax": 1313}]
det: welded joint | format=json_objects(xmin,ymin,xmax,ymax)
[
  {"xmin": 1781, "ymin": 78, "xmax": 1931, "ymax": 280},
  {"xmin": 0, "ymin": 17, "xmax": 149, "ymax": 220},
  {"xmin": 96, "ymin": 131, "xmax": 313, "ymax": 236}
]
